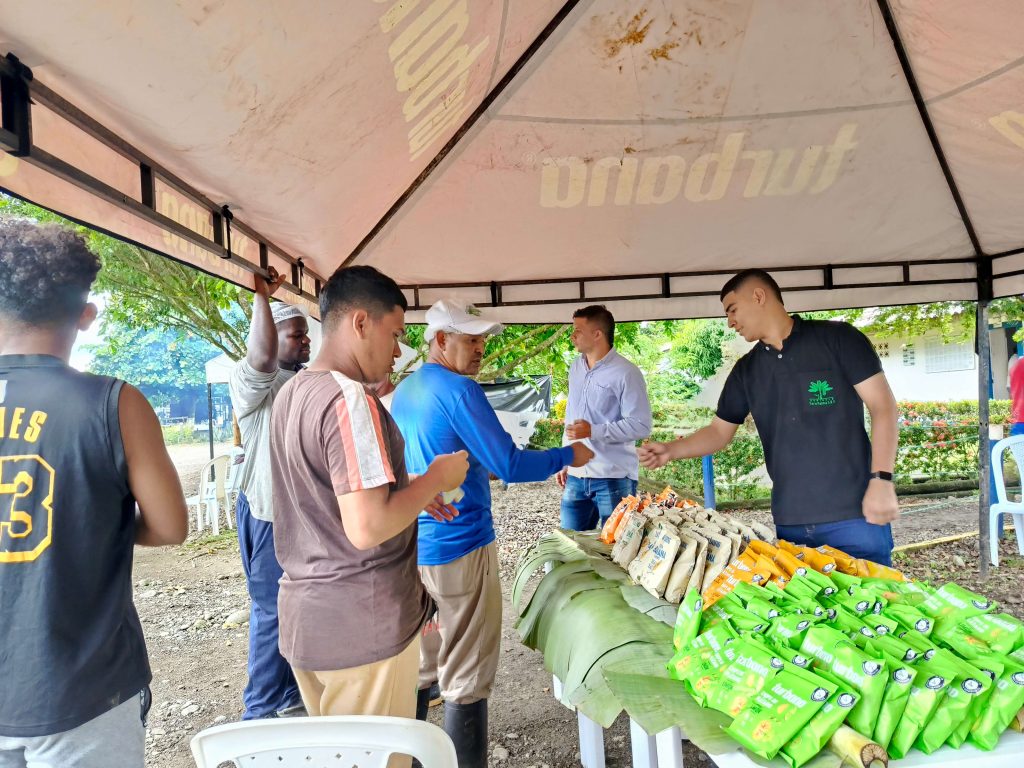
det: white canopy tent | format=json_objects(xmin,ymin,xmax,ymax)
[
  {"xmin": 0, "ymin": 0, "xmax": 1021, "ymax": 322},
  {"xmin": 1, "ymin": 0, "xmax": 1021, "ymax": 569}
]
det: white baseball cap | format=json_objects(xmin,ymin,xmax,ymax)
[{"xmin": 425, "ymin": 299, "xmax": 503, "ymax": 343}]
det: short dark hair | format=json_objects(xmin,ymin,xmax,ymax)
[
  {"xmin": 572, "ymin": 304, "xmax": 615, "ymax": 346},
  {"xmin": 319, "ymin": 265, "xmax": 408, "ymax": 330},
  {"xmin": 719, "ymin": 269, "xmax": 783, "ymax": 303},
  {"xmin": 0, "ymin": 217, "xmax": 100, "ymax": 327}
]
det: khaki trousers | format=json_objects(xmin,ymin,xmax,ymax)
[
  {"xmin": 292, "ymin": 638, "xmax": 420, "ymax": 768},
  {"xmin": 418, "ymin": 542, "xmax": 502, "ymax": 704}
]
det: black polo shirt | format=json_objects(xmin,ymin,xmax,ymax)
[{"xmin": 716, "ymin": 317, "xmax": 882, "ymax": 526}]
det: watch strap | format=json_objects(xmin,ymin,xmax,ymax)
[{"xmin": 869, "ymin": 470, "xmax": 894, "ymax": 482}]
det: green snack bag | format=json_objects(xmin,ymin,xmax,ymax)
[
  {"xmin": 771, "ymin": 641, "xmax": 816, "ymax": 671},
  {"xmin": 705, "ymin": 639, "xmax": 785, "ymax": 717},
  {"xmin": 946, "ymin": 655, "xmax": 994, "ymax": 748},
  {"xmin": 768, "ymin": 613, "xmax": 820, "ymax": 650},
  {"xmin": 840, "ymin": 587, "xmax": 877, "ymax": 616},
  {"xmin": 784, "ymin": 574, "xmax": 822, "ymax": 601},
  {"xmin": 746, "ymin": 596, "xmax": 782, "ymax": 622},
  {"xmin": 886, "ymin": 602, "xmax": 934, "ymax": 637},
  {"xmin": 866, "ymin": 646, "xmax": 917, "ymax": 749},
  {"xmin": 867, "ymin": 612, "xmax": 900, "ymax": 637},
  {"xmin": 733, "ymin": 580, "xmax": 772, "ymax": 606},
  {"xmin": 799, "ymin": 625, "xmax": 887, "ymax": 735},
  {"xmin": 706, "ymin": 595, "xmax": 770, "ymax": 634},
  {"xmin": 915, "ymin": 650, "xmax": 988, "ymax": 754},
  {"xmin": 726, "ymin": 667, "xmax": 834, "ymax": 760},
  {"xmin": 780, "ymin": 677, "xmax": 859, "ymax": 768},
  {"xmin": 827, "ymin": 604, "xmax": 867, "ymax": 637},
  {"xmin": 673, "ymin": 589, "xmax": 705, "ymax": 651},
  {"xmin": 969, "ymin": 656, "xmax": 1024, "ymax": 751},
  {"xmin": 828, "ymin": 571, "xmax": 862, "ymax": 594},
  {"xmin": 792, "ymin": 565, "xmax": 836, "ymax": 595},
  {"xmin": 960, "ymin": 612, "xmax": 1024, "ymax": 655},
  {"xmin": 869, "ymin": 631, "xmax": 922, "ymax": 664},
  {"xmin": 920, "ymin": 583, "xmax": 997, "ymax": 620},
  {"xmin": 667, "ymin": 621, "xmax": 736, "ymax": 680},
  {"xmin": 888, "ymin": 650, "xmax": 956, "ymax": 759}
]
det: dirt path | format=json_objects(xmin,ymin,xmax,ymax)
[{"xmin": 138, "ymin": 456, "xmax": 1020, "ymax": 767}]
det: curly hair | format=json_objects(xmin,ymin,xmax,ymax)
[{"xmin": 0, "ymin": 217, "xmax": 100, "ymax": 326}]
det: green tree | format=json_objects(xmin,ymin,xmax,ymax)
[
  {"xmin": 0, "ymin": 195, "xmax": 250, "ymax": 359},
  {"xmin": 85, "ymin": 324, "xmax": 221, "ymax": 408}
]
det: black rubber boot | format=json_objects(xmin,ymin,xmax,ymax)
[
  {"xmin": 443, "ymin": 699, "xmax": 488, "ymax": 768},
  {"xmin": 415, "ymin": 687, "xmax": 432, "ymax": 721}
]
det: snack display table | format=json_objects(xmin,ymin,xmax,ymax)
[{"xmin": 552, "ymin": 676, "xmax": 1024, "ymax": 768}]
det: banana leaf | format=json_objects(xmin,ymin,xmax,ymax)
[
  {"xmin": 619, "ymin": 584, "xmax": 678, "ymax": 626},
  {"xmin": 512, "ymin": 532, "xmax": 589, "ymax": 613}
]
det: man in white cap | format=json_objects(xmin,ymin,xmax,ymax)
[
  {"xmin": 228, "ymin": 266, "xmax": 310, "ymax": 720},
  {"xmin": 391, "ymin": 300, "xmax": 593, "ymax": 768}
]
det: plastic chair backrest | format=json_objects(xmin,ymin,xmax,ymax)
[
  {"xmin": 197, "ymin": 455, "xmax": 230, "ymax": 501},
  {"xmin": 991, "ymin": 434, "xmax": 1024, "ymax": 505},
  {"xmin": 190, "ymin": 715, "xmax": 457, "ymax": 768}
]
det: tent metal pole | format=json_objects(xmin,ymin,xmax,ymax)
[
  {"xmin": 874, "ymin": 0, "xmax": 984, "ymax": 258},
  {"xmin": 342, "ymin": 0, "xmax": 584, "ymax": 268},
  {"xmin": 977, "ymin": 302, "xmax": 991, "ymax": 580},
  {"xmin": 207, "ymin": 383, "xmax": 215, "ymax": 462}
]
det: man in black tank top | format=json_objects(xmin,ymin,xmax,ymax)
[{"xmin": 0, "ymin": 218, "xmax": 188, "ymax": 768}]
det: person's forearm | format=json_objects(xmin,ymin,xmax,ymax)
[
  {"xmin": 356, "ymin": 472, "xmax": 445, "ymax": 549},
  {"xmin": 246, "ymin": 292, "xmax": 279, "ymax": 372},
  {"xmin": 665, "ymin": 424, "xmax": 732, "ymax": 460},
  {"xmin": 135, "ymin": 508, "xmax": 187, "ymax": 546},
  {"xmin": 869, "ymin": 405, "xmax": 898, "ymax": 473},
  {"xmin": 593, "ymin": 415, "xmax": 651, "ymax": 444}
]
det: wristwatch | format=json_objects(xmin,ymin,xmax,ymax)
[{"xmin": 869, "ymin": 471, "xmax": 894, "ymax": 482}]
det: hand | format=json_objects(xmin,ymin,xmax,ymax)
[
  {"xmin": 424, "ymin": 493, "xmax": 459, "ymax": 523},
  {"xmin": 569, "ymin": 442, "xmax": 594, "ymax": 468},
  {"xmin": 428, "ymin": 450, "xmax": 469, "ymax": 492},
  {"xmin": 555, "ymin": 468, "xmax": 568, "ymax": 488},
  {"xmin": 254, "ymin": 266, "xmax": 287, "ymax": 298},
  {"xmin": 863, "ymin": 478, "xmax": 900, "ymax": 525},
  {"xmin": 565, "ymin": 419, "xmax": 592, "ymax": 440},
  {"xmin": 638, "ymin": 441, "xmax": 674, "ymax": 469}
]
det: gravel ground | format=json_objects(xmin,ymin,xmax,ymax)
[{"xmin": 138, "ymin": 450, "xmax": 1021, "ymax": 767}]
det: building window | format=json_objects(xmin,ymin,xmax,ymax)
[
  {"xmin": 902, "ymin": 344, "xmax": 915, "ymax": 366},
  {"xmin": 924, "ymin": 337, "xmax": 975, "ymax": 373}
]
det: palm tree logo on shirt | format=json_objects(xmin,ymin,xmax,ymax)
[{"xmin": 808, "ymin": 379, "xmax": 836, "ymax": 407}]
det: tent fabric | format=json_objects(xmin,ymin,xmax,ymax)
[{"xmin": 1, "ymin": 1, "xmax": 1022, "ymax": 321}]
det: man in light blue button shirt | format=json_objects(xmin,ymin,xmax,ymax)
[{"xmin": 558, "ymin": 305, "xmax": 652, "ymax": 529}]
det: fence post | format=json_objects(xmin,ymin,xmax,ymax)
[{"xmin": 702, "ymin": 455, "xmax": 716, "ymax": 510}]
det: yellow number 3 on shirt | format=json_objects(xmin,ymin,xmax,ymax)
[{"xmin": 0, "ymin": 456, "xmax": 55, "ymax": 563}]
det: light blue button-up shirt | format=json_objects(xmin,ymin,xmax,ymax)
[{"xmin": 563, "ymin": 349, "xmax": 652, "ymax": 480}]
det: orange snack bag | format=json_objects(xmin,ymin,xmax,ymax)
[
  {"xmin": 599, "ymin": 496, "xmax": 635, "ymax": 544},
  {"xmin": 810, "ymin": 543, "xmax": 858, "ymax": 575},
  {"xmin": 777, "ymin": 540, "xmax": 806, "ymax": 560},
  {"xmin": 611, "ymin": 497, "xmax": 642, "ymax": 540},
  {"xmin": 772, "ymin": 547, "xmax": 806, "ymax": 578},
  {"xmin": 747, "ymin": 540, "xmax": 778, "ymax": 559},
  {"xmin": 798, "ymin": 546, "xmax": 837, "ymax": 575},
  {"xmin": 852, "ymin": 558, "xmax": 907, "ymax": 581}
]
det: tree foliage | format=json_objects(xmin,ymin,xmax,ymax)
[
  {"xmin": 85, "ymin": 323, "xmax": 221, "ymax": 407},
  {"xmin": 0, "ymin": 195, "xmax": 251, "ymax": 360}
]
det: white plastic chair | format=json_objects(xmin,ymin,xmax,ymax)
[
  {"xmin": 190, "ymin": 715, "xmax": 457, "ymax": 768},
  {"xmin": 186, "ymin": 455, "xmax": 231, "ymax": 536},
  {"xmin": 989, "ymin": 435, "xmax": 1024, "ymax": 566},
  {"xmin": 225, "ymin": 446, "xmax": 246, "ymax": 512}
]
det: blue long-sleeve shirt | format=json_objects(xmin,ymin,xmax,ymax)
[{"xmin": 392, "ymin": 363, "xmax": 575, "ymax": 565}]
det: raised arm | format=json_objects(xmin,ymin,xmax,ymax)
[{"xmin": 246, "ymin": 268, "xmax": 287, "ymax": 373}]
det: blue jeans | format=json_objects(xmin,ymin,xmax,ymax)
[
  {"xmin": 236, "ymin": 492, "xmax": 301, "ymax": 719},
  {"xmin": 775, "ymin": 518, "xmax": 895, "ymax": 567},
  {"xmin": 560, "ymin": 476, "xmax": 637, "ymax": 531}
]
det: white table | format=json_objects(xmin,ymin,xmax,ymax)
[{"xmin": 552, "ymin": 678, "xmax": 1024, "ymax": 768}]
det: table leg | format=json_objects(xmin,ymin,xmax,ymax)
[
  {"xmin": 630, "ymin": 718, "xmax": 659, "ymax": 768},
  {"xmin": 578, "ymin": 711, "xmax": 606, "ymax": 768},
  {"xmin": 655, "ymin": 726, "xmax": 684, "ymax": 768}
]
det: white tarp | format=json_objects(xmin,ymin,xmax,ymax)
[{"xmin": 1, "ymin": 0, "xmax": 1022, "ymax": 320}]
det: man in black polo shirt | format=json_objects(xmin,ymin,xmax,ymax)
[{"xmin": 639, "ymin": 269, "xmax": 900, "ymax": 565}]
